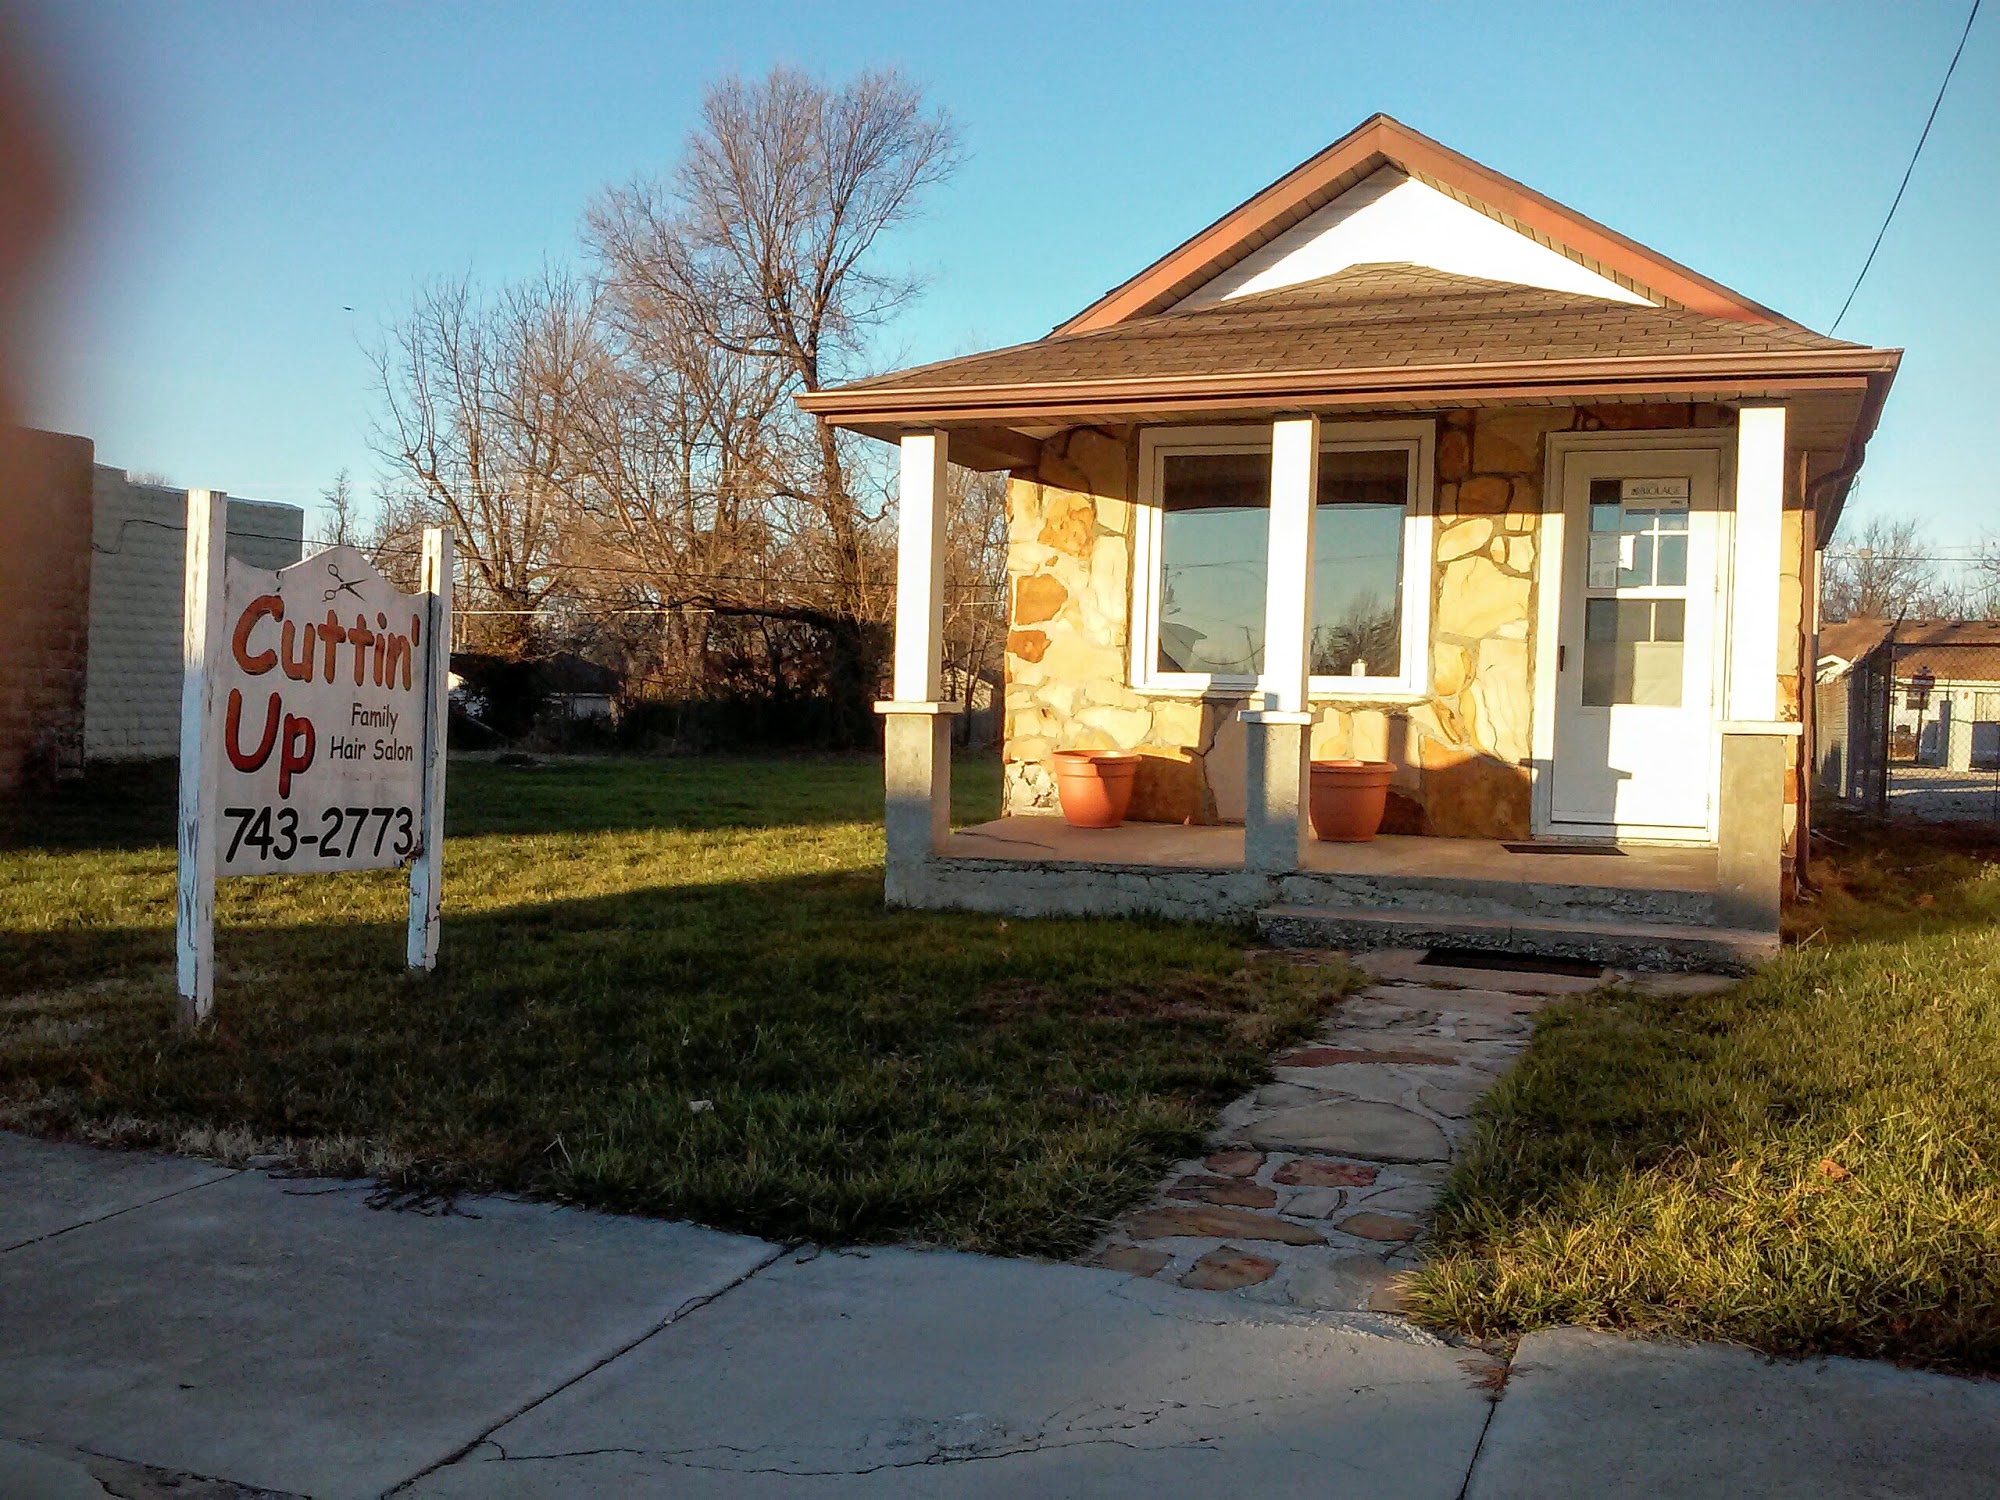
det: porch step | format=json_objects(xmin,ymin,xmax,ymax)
[
  {"xmin": 1276, "ymin": 870, "xmax": 1717, "ymax": 926},
  {"xmin": 1256, "ymin": 903, "xmax": 1775, "ymax": 973}
]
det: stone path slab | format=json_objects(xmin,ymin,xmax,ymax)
[
  {"xmin": 1087, "ymin": 947, "xmax": 1617, "ymax": 1311},
  {"xmin": 1467, "ymin": 1327, "xmax": 2000, "ymax": 1498},
  {"xmin": 406, "ymin": 1246, "xmax": 1499, "ymax": 1499},
  {"xmin": 0, "ymin": 1152, "xmax": 776, "ymax": 1499},
  {"xmin": 1245, "ymin": 1097, "xmax": 1452, "ymax": 1161}
]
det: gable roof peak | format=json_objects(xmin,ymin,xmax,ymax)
[{"xmin": 1057, "ymin": 113, "xmax": 1795, "ymax": 335}]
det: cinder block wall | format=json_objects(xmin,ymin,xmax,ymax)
[
  {"xmin": 83, "ymin": 469, "xmax": 304, "ymax": 761},
  {"xmin": 0, "ymin": 428, "xmax": 96, "ymax": 791}
]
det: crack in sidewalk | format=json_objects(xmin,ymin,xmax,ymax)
[
  {"xmin": 383, "ymin": 1240, "xmax": 791, "ymax": 1494},
  {"xmin": 1453, "ymin": 1344, "xmax": 1518, "ymax": 1500},
  {"xmin": 0, "ymin": 1162, "xmax": 241, "ymax": 1256}
]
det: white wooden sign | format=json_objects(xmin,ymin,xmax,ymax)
[{"xmin": 177, "ymin": 489, "xmax": 453, "ymax": 1024}]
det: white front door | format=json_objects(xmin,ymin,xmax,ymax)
[{"xmin": 1549, "ymin": 447, "xmax": 1723, "ymax": 837}]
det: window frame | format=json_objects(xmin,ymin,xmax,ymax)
[{"xmin": 1129, "ymin": 419, "xmax": 1436, "ymax": 700}]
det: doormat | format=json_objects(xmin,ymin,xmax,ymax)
[
  {"xmin": 1500, "ymin": 842, "xmax": 1626, "ymax": 856},
  {"xmin": 1419, "ymin": 947, "xmax": 1606, "ymax": 978}
]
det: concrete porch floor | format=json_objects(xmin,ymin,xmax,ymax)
[{"xmin": 944, "ymin": 816, "xmax": 1721, "ymax": 894}]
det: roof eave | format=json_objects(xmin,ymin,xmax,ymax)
[
  {"xmin": 797, "ymin": 348, "xmax": 1902, "ymax": 428},
  {"xmin": 1813, "ymin": 355, "xmax": 1901, "ymax": 539}
]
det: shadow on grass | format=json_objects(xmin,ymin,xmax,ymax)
[
  {"xmin": 0, "ymin": 862, "xmax": 1337, "ymax": 1258},
  {"xmin": 1, "ymin": 754, "xmax": 1005, "ymax": 852}
]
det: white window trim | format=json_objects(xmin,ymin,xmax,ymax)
[{"xmin": 1129, "ymin": 419, "xmax": 1435, "ymax": 701}]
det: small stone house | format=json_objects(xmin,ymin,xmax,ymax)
[{"xmin": 799, "ymin": 115, "xmax": 1900, "ymax": 967}]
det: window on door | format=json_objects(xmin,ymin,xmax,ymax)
[
  {"xmin": 1134, "ymin": 422, "xmax": 1433, "ymax": 697},
  {"xmin": 1581, "ymin": 478, "xmax": 1689, "ymax": 708}
]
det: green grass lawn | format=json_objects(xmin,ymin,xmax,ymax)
[
  {"xmin": 1404, "ymin": 816, "xmax": 2000, "ymax": 1372},
  {"xmin": 0, "ymin": 755, "xmax": 1346, "ymax": 1256}
]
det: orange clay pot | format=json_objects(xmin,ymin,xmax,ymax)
[
  {"xmin": 1051, "ymin": 749, "xmax": 1140, "ymax": 829},
  {"xmin": 1308, "ymin": 759, "xmax": 1394, "ymax": 842}
]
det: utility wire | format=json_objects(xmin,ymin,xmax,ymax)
[{"xmin": 1830, "ymin": 0, "xmax": 1982, "ymax": 334}]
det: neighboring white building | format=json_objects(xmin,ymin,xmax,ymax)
[{"xmin": 84, "ymin": 467, "xmax": 303, "ymax": 760}]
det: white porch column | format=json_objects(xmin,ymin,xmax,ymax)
[
  {"xmin": 876, "ymin": 431, "xmax": 956, "ymax": 906},
  {"xmin": 1726, "ymin": 404, "xmax": 1786, "ymax": 723},
  {"xmin": 1717, "ymin": 403, "xmax": 1793, "ymax": 936},
  {"xmin": 1240, "ymin": 415, "xmax": 1319, "ymax": 874}
]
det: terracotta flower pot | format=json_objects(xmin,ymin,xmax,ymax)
[
  {"xmin": 1308, "ymin": 759, "xmax": 1394, "ymax": 842},
  {"xmin": 1051, "ymin": 749, "xmax": 1140, "ymax": 829}
]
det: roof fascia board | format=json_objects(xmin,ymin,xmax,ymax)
[
  {"xmin": 1055, "ymin": 115, "xmax": 1790, "ymax": 334},
  {"xmin": 805, "ymin": 380, "xmax": 1875, "ymax": 435},
  {"xmin": 798, "ymin": 350, "xmax": 1898, "ymax": 423}
]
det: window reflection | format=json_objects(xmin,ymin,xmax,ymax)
[
  {"xmin": 1582, "ymin": 597, "xmax": 1685, "ymax": 707},
  {"xmin": 1156, "ymin": 446, "xmax": 1409, "ymax": 680}
]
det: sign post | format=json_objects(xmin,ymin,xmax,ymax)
[
  {"xmin": 176, "ymin": 490, "xmax": 229, "ymax": 1025},
  {"xmin": 176, "ymin": 501, "xmax": 454, "ymax": 1025},
  {"xmin": 407, "ymin": 529, "xmax": 453, "ymax": 969}
]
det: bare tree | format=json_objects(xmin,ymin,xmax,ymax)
[
  {"xmin": 318, "ymin": 467, "xmax": 360, "ymax": 548},
  {"xmin": 371, "ymin": 268, "xmax": 602, "ymax": 655},
  {"xmin": 1963, "ymin": 537, "xmax": 2000, "ymax": 621},
  {"xmin": 586, "ymin": 65, "xmax": 960, "ymax": 739},
  {"xmin": 1822, "ymin": 517, "xmax": 1959, "ymax": 622},
  {"xmin": 940, "ymin": 464, "xmax": 1006, "ymax": 740}
]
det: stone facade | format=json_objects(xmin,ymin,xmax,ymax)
[{"xmin": 1001, "ymin": 403, "xmax": 1791, "ymax": 842}]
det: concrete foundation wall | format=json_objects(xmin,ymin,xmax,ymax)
[{"xmin": 83, "ymin": 469, "xmax": 303, "ymax": 761}]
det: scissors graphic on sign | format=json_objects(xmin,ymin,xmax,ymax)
[{"xmin": 322, "ymin": 562, "xmax": 366, "ymax": 602}]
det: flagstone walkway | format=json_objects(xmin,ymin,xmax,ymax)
[{"xmin": 1088, "ymin": 947, "xmax": 1732, "ymax": 1312}]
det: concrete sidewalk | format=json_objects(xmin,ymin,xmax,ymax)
[{"xmin": 3, "ymin": 1131, "xmax": 1996, "ymax": 1498}]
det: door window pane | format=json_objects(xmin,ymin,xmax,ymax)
[
  {"xmin": 1582, "ymin": 598, "xmax": 1685, "ymax": 707},
  {"xmin": 1656, "ymin": 534, "xmax": 1688, "ymax": 587},
  {"xmin": 1618, "ymin": 533, "xmax": 1654, "ymax": 588},
  {"xmin": 1588, "ymin": 479, "xmax": 1690, "ymax": 588}
]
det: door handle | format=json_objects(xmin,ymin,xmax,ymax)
[{"xmin": 1558, "ymin": 644, "xmax": 1566, "ymax": 671}]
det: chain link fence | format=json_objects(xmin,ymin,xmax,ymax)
[{"xmin": 1816, "ymin": 621, "xmax": 2000, "ymax": 824}]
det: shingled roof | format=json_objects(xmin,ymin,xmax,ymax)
[
  {"xmin": 798, "ymin": 116, "xmax": 1899, "ymax": 507},
  {"xmin": 827, "ymin": 264, "xmax": 1867, "ymax": 398}
]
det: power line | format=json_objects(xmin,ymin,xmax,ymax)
[{"xmin": 1830, "ymin": 0, "xmax": 1982, "ymax": 334}]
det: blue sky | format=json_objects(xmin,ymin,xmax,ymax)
[{"xmin": 21, "ymin": 1, "xmax": 1996, "ymax": 548}]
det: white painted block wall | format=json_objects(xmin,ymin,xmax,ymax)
[{"xmin": 84, "ymin": 467, "xmax": 304, "ymax": 761}]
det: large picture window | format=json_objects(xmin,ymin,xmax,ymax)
[{"xmin": 1133, "ymin": 422, "xmax": 1434, "ymax": 697}]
